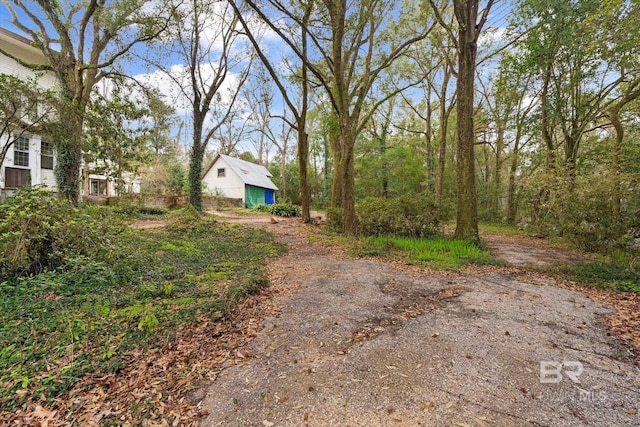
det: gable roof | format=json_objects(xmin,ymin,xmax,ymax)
[{"xmin": 205, "ymin": 154, "xmax": 278, "ymax": 191}]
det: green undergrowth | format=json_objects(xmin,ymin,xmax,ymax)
[
  {"xmin": 355, "ymin": 235, "xmax": 505, "ymax": 269},
  {"xmin": 0, "ymin": 208, "xmax": 285, "ymax": 410},
  {"xmin": 84, "ymin": 203, "xmax": 170, "ymax": 220},
  {"xmin": 554, "ymin": 252, "xmax": 640, "ymax": 294},
  {"xmin": 252, "ymin": 203, "xmax": 301, "ymax": 217}
]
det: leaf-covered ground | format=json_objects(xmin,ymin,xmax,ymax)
[{"xmin": 0, "ymin": 214, "xmax": 284, "ymax": 425}]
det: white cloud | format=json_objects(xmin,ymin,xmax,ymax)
[
  {"xmin": 479, "ymin": 26, "xmax": 507, "ymax": 47},
  {"xmin": 135, "ymin": 63, "xmax": 246, "ymax": 146}
]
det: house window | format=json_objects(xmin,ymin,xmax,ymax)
[
  {"xmin": 14, "ymin": 136, "xmax": 29, "ymax": 167},
  {"xmin": 217, "ymin": 168, "xmax": 226, "ymax": 177},
  {"xmin": 90, "ymin": 179, "xmax": 108, "ymax": 196},
  {"xmin": 41, "ymin": 141, "xmax": 54, "ymax": 170},
  {"xmin": 4, "ymin": 167, "xmax": 30, "ymax": 188}
]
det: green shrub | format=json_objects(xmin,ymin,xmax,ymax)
[
  {"xmin": 252, "ymin": 203, "xmax": 272, "ymax": 213},
  {"xmin": 270, "ymin": 203, "xmax": 301, "ymax": 217},
  {"xmin": 356, "ymin": 194, "xmax": 442, "ymax": 237},
  {"xmin": 524, "ymin": 170, "xmax": 636, "ymax": 252},
  {"xmin": 0, "ymin": 188, "xmax": 128, "ymax": 280}
]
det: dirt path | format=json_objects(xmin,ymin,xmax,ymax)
[
  {"xmin": 482, "ymin": 232, "xmax": 585, "ymax": 266},
  {"xmin": 195, "ymin": 214, "xmax": 639, "ymax": 427}
]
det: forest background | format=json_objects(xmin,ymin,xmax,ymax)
[{"xmin": 1, "ymin": 0, "xmax": 639, "ymax": 249}]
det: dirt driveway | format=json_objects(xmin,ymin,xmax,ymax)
[{"xmin": 198, "ymin": 214, "xmax": 639, "ymax": 427}]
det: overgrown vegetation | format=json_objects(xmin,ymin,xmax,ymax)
[
  {"xmin": 556, "ymin": 252, "xmax": 640, "ymax": 294},
  {"xmin": 522, "ymin": 172, "xmax": 636, "ymax": 252},
  {"xmin": 253, "ymin": 203, "xmax": 301, "ymax": 217},
  {"xmin": 0, "ymin": 189, "xmax": 127, "ymax": 279},
  {"xmin": 0, "ymin": 190, "xmax": 284, "ymax": 414},
  {"xmin": 356, "ymin": 235, "xmax": 502, "ymax": 270},
  {"xmin": 84, "ymin": 202, "xmax": 170, "ymax": 219},
  {"xmin": 356, "ymin": 195, "xmax": 444, "ymax": 238}
]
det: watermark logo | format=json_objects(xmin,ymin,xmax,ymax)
[
  {"xmin": 536, "ymin": 388, "xmax": 607, "ymax": 403},
  {"xmin": 540, "ymin": 361, "xmax": 584, "ymax": 384}
]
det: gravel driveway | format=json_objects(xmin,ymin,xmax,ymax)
[{"xmin": 198, "ymin": 215, "xmax": 639, "ymax": 427}]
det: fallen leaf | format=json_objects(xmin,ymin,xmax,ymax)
[
  {"xmin": 455, "ymin": 422, "xmax": 471, "ymax": 427},
  {"xmin": 263, "ymin": 421, "xmax": 274, "ymax": 427},
  {"xmin": 445, "ymin": 401, "xmax": 454, "ymax": 409},
  {"xmin": 303, "ymin": 412, "xmax": 309, "ymax": 421},
  {"xmin": 624, "ymin": 409, "xmax": 637, "ymax": 415},
  {"xmin": 419, "ymin": 402, "xmax": 426, "ymax": 411}
]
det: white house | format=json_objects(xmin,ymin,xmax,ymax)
[
  {"xmin": 0, "ymin": 28, "xmax": 58, "ymax": 196},
  {"xmin": 1, "ymin": 27, "xmax": 141, "ymax": 198},
  {"xmin": 202, "ymin": 154, "xmax": 278, "ymax": 208}
]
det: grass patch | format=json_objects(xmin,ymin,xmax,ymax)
[
  {"xmin": 0, "ymin": 212, "xmax": 285, "ymax": 412},
  {"xmin": 356, "ymin": 235, "xmax": 502, "ymax": 269}
]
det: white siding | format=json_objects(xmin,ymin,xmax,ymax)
[
  {"xmin": 202, "ymin": 157, "xmax": 246, "ymax": 201},
  {"xmin": 1, "ymin": 29, "xmax": 58, "ymax": 194}
]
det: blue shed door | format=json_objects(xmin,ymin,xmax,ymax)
[{"xmin": 264, "ymin": 189, "xmax": 275, "ymax": 205}]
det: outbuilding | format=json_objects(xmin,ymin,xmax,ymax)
[{"xmin": 202, "ymin": 154, "xmax": 278, "ymax": 208}]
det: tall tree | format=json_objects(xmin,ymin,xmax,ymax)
[
  {"xmin": 429, "ymin": 0, "xmax": 494, "ymax": 241},
  {"xmin": 148, "ymin": 0, "xmax": 252, "ymax": 211},
  {"xmin": 1, "ymin": 0, "xmax": 168, "ymax": 202}
]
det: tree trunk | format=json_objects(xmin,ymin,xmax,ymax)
[
  {"xmin": 279, "ymin": 143, "xmax": 287, "ymax": 201},
  {"xmin": 493, "ymin": 124, "xmax": 504, "ymax": 217},
  {"xmin": 435, "ymin": 66, "xmax": 451, "ymax": 205},
  {"xmin": 453, "ymin": 0, "xmax": 480, "ymax": 242},
  {"xmin": 540, "ymin": 66, "xmax": 556, "ymax": 172},
  {"xmin": 380, "ymin": 129, "xmax": 389, "ymax": 198},
  {"xmin": 55, "ymin": 113, "xmax": 83, "ymax": 203},
  {"xmin": 298, "ymin": 130, "xmax": 311, "ymax": 222},
  {"xmin": 189, "ymin": 115, "xmax": 205, "ymax": 211},
  {"xmin": 425, "ymin": 86, "xmax": 435, "ymax": 192},
  {"xmin": 609, "ymin": 107, "xmax": 623, "ymax": 225},
  {"xmin": 298, "ymin": 5, "xmax": 312, "ymax": 223},
  {"xmin": 339, "ymin": 132, "xmax": 357, "ymax": 235},
  {"xmin": 506, "ymin": 133, "xmax": 520, "ymax": 224},
  {"xmin": 329, "ymin": 132, "xmax": 343, "ymax": 209}
]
